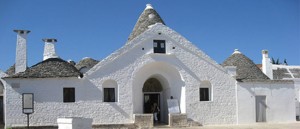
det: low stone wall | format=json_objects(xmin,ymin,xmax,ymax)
[
  {"xmin": 168, "ymin": 113, "xmax": 188, "ymax": 127},
  {"xmin": 7, "ymin": 125, "xmax": 137, "ymax": 129},
  {"xmin": 133, "ymin": 114, "xmax": 153, "ymax": 128},
  {"xmin": 92, "ymin": 124, "xmax": 136, "ymax": 129}
]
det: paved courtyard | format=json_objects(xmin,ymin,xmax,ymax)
[{"xmin": 154, "ymin": 122, "xmax": 300, "ymax": 129}]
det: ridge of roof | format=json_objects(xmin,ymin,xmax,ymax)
[
  {"xmin": 127, "ymin": 4, "xmax": 165, "ymax": 42},
  {"xmin": 6, "ymin": 58, "xmax": 82, "ymax": 78},
  {"xmin": 222, "ymin": 50, "xmax": 269, "ymax": 80}
]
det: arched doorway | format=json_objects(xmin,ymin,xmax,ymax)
[
  {"xmin": 143, "ymin": 78, "xmax": 163, "ymax": 122},
  {"xmin": 132, "ymin": 62, "xmax": 185, "ymax": 124}
]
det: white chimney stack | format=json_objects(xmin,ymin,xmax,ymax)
[
  {"xmin": 43, "ymin": 38, "xmax": 59, "ymax": 60},
  {"xmin": 262, "ymin": 50, "xmax": 273, "ymax": 79},
  {"xmin": 14, "ymin": 30, "xmax": 30, "ymax": 73}
]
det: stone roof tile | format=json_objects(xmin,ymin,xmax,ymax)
[
  {"xmin": 6, "ymin": 58, "xmax": 82, "ymax": 78},
  {"xmin": 222, "ymin": 50, "xmax": 269, "ymax": 81},
  {"xmin": 75, "ymin": 57, "xmax": 99, "ymax": 70},
  {"xmin": 127, "ymin": 4, "xmax": 165, "ymax": 42}
]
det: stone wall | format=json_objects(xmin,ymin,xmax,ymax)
[
  {"xmin": 133, "ymin": 114, "xmax": 153, "ymax": 128},
  {"xmin": 168, "ymin": 114, "xmax": 187, "ymax": 127}
]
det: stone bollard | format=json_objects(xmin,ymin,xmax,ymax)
[
  {"xmin": 133, "ymin": 114, "xmax": 153, "ymax": 128},
  {"xmin": 168, "ymin": 113, "xmax": 188, "ymax": 127},
  {"xmin": 57, "ymin": 117, "xmax": 93, "ymax": 129}
]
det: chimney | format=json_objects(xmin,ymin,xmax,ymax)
[
  {"xmin": 14, "ymin": 30, "xmax": 30, "ymax": 73},
  {"xmin": 262, "ymin": 50, "xmax": 273, "ymax": 79},
  {"xmin": 42, "ymin": 38, "xmax": 59, "ymax": 60}
]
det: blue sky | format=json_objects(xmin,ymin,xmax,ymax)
[{"xmin": 0, "ymin": 0, "xmax": 299, "ymax": 71}]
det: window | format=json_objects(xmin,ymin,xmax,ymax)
[
  {"xmin": 63, "ymin": 88, "xmax": 75, "ymax": 102},
  {"xmin": 104, "ymin": 88, "xmax": 115, "ymax": 102},
  {"xmin": 153, "ymin": 40, "xmax": 166, "ymax": 53},
  {"xmin": 199, "ymin": 81, "xmax": 212, "ymax": 101},
  {"xmin": 200, "ymin": 88, "xmax": 209, "ymax": 101},
  {"xmin": 102, "ymin": 80, "xmax": 118, "ymax": 102}
]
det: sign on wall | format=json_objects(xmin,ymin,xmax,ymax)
[
  {"xmin": 22, "ymin": 93, "xmax": 34, "ymax": 114},
  {"xmin": 167, "ymin": 99, "xmax": 180, "ymax": 114}
]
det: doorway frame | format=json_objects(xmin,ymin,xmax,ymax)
[
  {"xmin": 143, "ymin": 92, "xmax": 162, "ymax": 113},
  {"xmin": 255, "ymin": 95, "xmax": 267, "ymax": 122}
]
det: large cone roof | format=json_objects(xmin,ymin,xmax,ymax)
[
  {"xmin": 222, "ymin": 50, "xmax": 269, "ymax": 80},
  {"xmin": 127, "ymin": 4, "xmax": 165, "ymax": 42}
]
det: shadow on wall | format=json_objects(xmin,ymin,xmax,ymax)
[
  {"xmin": 8, "ymin": 78, "xmax": 102, "ymax": 103},
  {"xmin": 108, "ymin": 103, "xmax": 130, "ymax": 119}
]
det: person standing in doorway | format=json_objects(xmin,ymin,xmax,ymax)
[{"xmin": 152, "ymin": 103, "xmax": 160, "ymax": 122}]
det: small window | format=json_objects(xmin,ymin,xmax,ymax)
[
  {"xmin": 200, "ymin": 88, "xmax": 209, "ymax": 101},
  {"xmin": 153, "ymin": 42, "xmax": 157, "ymax": 47},
  {"xmin": 63, "ymin": 88, "xmax": 75, "ymax": 102},
  {"xmin": 160, "ymin": 43, "xmax": 165, "ymax": 48},
  {"xmin": 104, "ymin": 88, "xmax": 115, "ymax": 102},
  {"xmin": 153, "ymin": 40, "xmax": 166, "ymax": 53},
  {"xmin": 200, "ymin": 81, "xmax": 212, "ymax": 101}
]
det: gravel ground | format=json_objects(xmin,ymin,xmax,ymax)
[{"xmin": 154, "ymin": 122, "xmax": 300, "ymax": 129}]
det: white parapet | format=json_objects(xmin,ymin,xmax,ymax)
[{"xmin": 57, "ymin": 117, "xmax": 93, "ymax": 129}]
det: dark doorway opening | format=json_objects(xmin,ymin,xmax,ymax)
[
  {"xmin": 0, "ymin": 96, "xmax": 3, "ymax": 124},
  {"xmin": 144, "ymin": 93, "xmax": 160, "ymax": 121},
  {"xmin": 256, "ymin": 96, "xmax": 267, "ymax": 122}
]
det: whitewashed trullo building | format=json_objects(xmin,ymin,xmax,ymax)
[{"xmin": 0, "ymin": 4, "xmax": 298, "ymax": 128}]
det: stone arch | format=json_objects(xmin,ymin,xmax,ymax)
[
  {"xmin": 143, "ymin": 78, "xmax": 163, "ymax": 92},
  {"xmin": 132, "ymin": 62, "xmax": 185, "ymax": 123}
]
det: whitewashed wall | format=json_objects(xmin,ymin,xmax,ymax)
[
  {"xmin": 292, "ymin": 79, "xmax": 300, "ymax": 117},
  {"xmin": 237, "ymin": 81, "xmax": 295, "ymax": 124},
  {"xmin": 4, "ymin": 78, "xmax": 133, "ymax": 127},
  {"xmin": 5, "ymin": 24, "xmax": 237, "ymax": 127},
  {"xmin": 87, "ymin": 24, "xmax": 237, "ymax": 125}
]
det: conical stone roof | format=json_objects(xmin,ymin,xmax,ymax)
[
  {"xmin": 75, "ymin": 57, "xmax": 99, "ymax": 70},
  {"xmin": 222, "ymin": 49, "xmax": 269, "ymax": 81},
  {"xmin": 127, "ymin": 4, "xmax": 165, "ymax": 41},
  {"xmin": 7, "ymin": 58, "xmax": 82, "ymax": 78},
  {"xmin": 5, "ymin": 64, "xmax": 15, "ymax": 76}
]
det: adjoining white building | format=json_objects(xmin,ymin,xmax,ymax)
[
  {"xmin": 260, "ymin": 50, "xmax": 300, "ymax": 120},
  {"xmin": 1, "ymin": 4, "xmax": 296, "ymax": 128},
  {"xmin": 0, "ymin": 70, "xmax": 6, "ymax": 124}
]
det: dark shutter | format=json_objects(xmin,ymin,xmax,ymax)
[
  {"xmin": 153, "ymin": 40, "xmax": 166, "ymax": 53},
  {"xmin": 200, "ymin": 88, "xmax": 209, "ymax": 101},
  {"xmin": 104, "ymin": 88, "xmax": 115, "ymax": 102},
  {"xmin": 63, "ymin": 88, "xmax": 75, "ymax": 102}
]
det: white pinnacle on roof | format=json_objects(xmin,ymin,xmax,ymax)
[
  {"xmin": 145, "ymin": 4, "xmax": 153, "ymax": 10},
  {"xmin": 233, "ymin": 49, "xmax": 241, "ymax": 54}
]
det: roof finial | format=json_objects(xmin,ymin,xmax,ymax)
[
  {"xmin": 233, "ymin": 49, "xmax": 241, "ymax": 54},
  {"xmin": 146, "ymin": 4, "xmax": 153, "ymax": 10}
]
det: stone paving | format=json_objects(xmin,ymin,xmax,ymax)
[{"xmin": 153, "ymin": 122, "xmax": 300, "ymax": 129}]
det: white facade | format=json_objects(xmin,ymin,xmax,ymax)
[
  {"xmin": 4, "ymin": 23, "xmax": 238, "ymax": 126},
  {"xmin": 261, "ymin": 50, "xmax": 300, "ymax": 118},
  {"xmin": 237, "ymin": 81, "xmax": 295, "ymax": 124},
  {"xmin": 1, "ymin": 5, "xmax": 297, "ymax": 128}
]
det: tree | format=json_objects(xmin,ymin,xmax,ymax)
[
  {"xmin": 283, "ymin": 59, "xmax": 288, "ymax": 65},
  {"xmin": 271, "ymin": 57, "xmax": 288, "ymax": 65}
]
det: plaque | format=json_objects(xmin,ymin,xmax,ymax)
[{"xmin": 167, "ymin": 99, "xmax": 180, "ymax": 114}]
